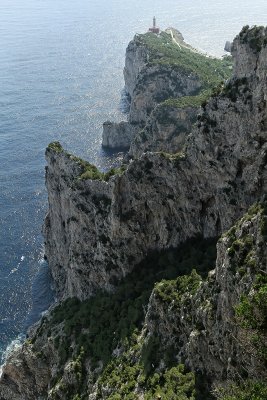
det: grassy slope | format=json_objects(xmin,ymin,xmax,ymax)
[{"xmin": 136, "ymin": 31, "xmax": 232, "ymax": 108}]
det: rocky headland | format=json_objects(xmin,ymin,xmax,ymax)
[
  {"xmin": 0, "ymin": 25, "xmax": 267, "ymax": 400},
  {"xmin": 102, "ymin": 28, "xmax": 231, "ymax": 153}
]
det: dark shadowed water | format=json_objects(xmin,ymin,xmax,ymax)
[{"xmin": 0, "ymin": 0, "xmax": 267, "ymax": 362}]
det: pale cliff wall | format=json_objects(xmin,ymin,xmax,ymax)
[
  {"xmin": 1, "ymin": 203, "xmax": 266, "ymax": 399},
  {"xmin": 44, "ymin": 27, "xmax": 267, "ymax": 301},
  {"xmin": 102, "ymin": 37, "xmax": 149, "ymax": 150},
  {"xmin": 102, "ymin": 28, "xmax": 221, "ymax": 151},
  {"xmin": 128, "ymin": 104, "xmax": 198, "ymax": 159},
  {"xmin": 0, "ymin": 26, "xmax": 267, "ymax": 400},
  {"xmin": 102, "ymin": 121, "xmax": 135, "ymax": 149},
  {"xmin": 127, "ymin": 62, "xmax": 201, "ymax": 128},
  {"xmin": 123, "ymin": 37, "xmax": 149, "ymax": 100}
]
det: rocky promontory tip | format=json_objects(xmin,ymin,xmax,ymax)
[
  {"xmin": 102, "ymin": 121, "xmax": 135, "ymax": 149},
  {"xmin": 102, "ymin": 28, "xmax": 232, "ymax": 154}
]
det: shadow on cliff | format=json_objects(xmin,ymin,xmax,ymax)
[{"xmin": 43, "ymin": 236, "xmax": 217, "ymax": 367}]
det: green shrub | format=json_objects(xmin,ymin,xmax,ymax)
[
  {"xmin": 47, "ymin": 142, "xmax": 126, "ymax": 181},
  {"xmin": 235, "ymin": 273, "xmax": 267, "ymax": 361},
  {"xmin": 214, "ymin": 380, "xmax": 267, "ymax": 400},
  {"xmin": 154, "ymin": 269, "xmax": 202, "ymax": 306},
  {"xmin": 135, "ymin": 31, "xmax": 232, "ymax": 109},
  {"xmin": 48, "ymin": 141, "xmax": 64, "ymax": 153},
  {"xmin": 34, "ymin": 237, "xmax": 216, "ymax": 397}
]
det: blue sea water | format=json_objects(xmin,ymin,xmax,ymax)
[{"xmin": 0, "ymin": 0, "xmax": 267, "ymax": 362}]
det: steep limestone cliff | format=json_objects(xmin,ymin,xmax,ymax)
[
  {"xmin": 102, "ymin": 28, "xmax": 231, "ymax": 151},
  {"xmin": 92, "ymin": 201, "xmax": 267, "ymax": 398},
  {"xmin": 102, "ymin": 121, "xmax": 135, "ymax": 150},
  {"xmin": 44, "ymin": 26, "xmax": 267, "ymax": 301},
  {"xmin": 145, "ymin": 202, "xmax": 267, "ymax": 384},
  {"xmin": 128, "ymin": 103, "xmax": 197, "ymax": 159},
  {"xmin": 1, "ymin": 203, "xmax": 266, "ymax": 399},
  {"xmin": 1, "ymin": 25, "xmax": 267, "ymax": 400}
]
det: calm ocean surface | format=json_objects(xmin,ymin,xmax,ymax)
[{"xmin": 0, "ymin": 0, "xmax": 267, "ymax": 362}]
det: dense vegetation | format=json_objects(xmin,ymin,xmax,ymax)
[
  {"xmin": 214, "ymin": 380, "xmax": 267, "ymax": 400},
  {"xmin": 162, "ymin": 90, "xmax": 212, "ymax": 109},
  {"xmin": 40, "ymin": 237, "xmax": 217, "ymax": 365},
  {"xmin": 135, "ymin": 31, "xmax": 232, "ymax": 108},
  {"xmin": 32, "ymin": 202, "xmax": 267, "ymax": 399},
  {"xmin": 34, "ymin": 237, "xmax": 217, "ymax": 399},
  {"xmin": 220, "ymin": 202, "xmax": 267, "ymax": 371},
  {"xmin": 97, "ymin": 350, "xmax": 196, "ymax": 400},
  {"xmin": 239, "ymin": 25, "xmax": 267, "ymax": 53}
]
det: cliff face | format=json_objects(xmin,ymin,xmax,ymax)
[
  {"xmin": 145, "ymin": 203, "xmax": 267, "ymax": 383},
  {"xmin": 92, "ymin": 203, "xmax": 267, "ymax": 398},
  {"xmin": 43, "ymin": 147, "xmax": 116, "ymax": 298},
  {"xmin": 123, "ymin": 37, "xmax": 149, "ymax": 100},
  {"xmin": 128, "ymin": 104, "xmax": 197, "ymax": 159},
  {"xmin": 102, "ymin": 29, "xmax": 231, "ymax": 151},
  {"xmin": 44, "ymin": 27, "xmax": 267, "ymax": 301},
  {"xmin": 1, "ymin": 203, "xmax": 266, "ymax": 399},
  {"xmin": 0, "ymin": 338, "xmax": 51, "ymax": 399},
  {"xmin": 102, "ymin": 121, "xmax": 135, "ymax": 149},
  {"xmin": 102, "ymin": 37, "xmax": 150, "ymax": 150},
  {"xmin": 126, "ymin": 62, "xmax": 201, "ymax": 127},
  {"xmin": 1, "ymin": 26, "xmax": 267, "ymax": 400}
]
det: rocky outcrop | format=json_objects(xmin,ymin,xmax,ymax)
[
  {"xmin": 102, "ymin": 121, "xmax": 135, "ymax": 149},
  {"xmin": 101, "ymin": 38, "xmax": 149, "ymax": 150},
  {"xmin": 1, "ymin": 25, "xmax": 267, "ymax": 400},
  {"xmin": 123, "ymin": 28, "xmax": 202, "ymax": 105},
  {"xmin": 126, "ymin": 61, "xmax": 201, "ymax": 127},
  {"xmin": 145, "ymin": 202, "xmax": 267, "ymax": 384},
  {"xmin": 224, "ymin": 40, "xmax": 232, "ymax": 52},
  {"xmin": 102, "ymin": 28, "xmax": 230, "ymax": 151},
  {"xmin": 0, "ymin": 342, "xmax": 51, "ymax": 399},
  {"xmin": 1, "ymin": 203, "xmax": 266, "ymax": 399},
  {"xmin": 44, "ymin": 26, "xmax": 267, "ymax": 301},
  {"xmin": 123, "ymin": 36, "xmax": 149, "ymax": 100},
  {"xmin": 43, "ymin": 146, "xmax": 116, "ymax": 299},
  {"xmin": 128, "ymin": 103, "xmax": 198, "ymax": 159}
]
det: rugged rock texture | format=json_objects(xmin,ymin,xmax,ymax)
[
  {"xmin": 128, "ymin": 104, "xmax": 198, "ymax": 159},
  {"xmin": 1, "ymin": 203, "xmax": 266, "ymax": 399},
  {"xmin": 145, "ymin": 203, "xmax": 267, "ymax": 384},
  {"xmin": 45, "ymin": 26, "xmax": 267, "ymax": 301},
  {"xmin": 123, "ymin": 35, "xmax": 149, "ymax": 100},
  {"xmin": 1, "ymin": 25, "xmax": 267, "ymax": 400},
  {"xmin": 43, "ymin": 148, "xmax": 221, "ymax": 300},
  {"xmin": 0, "ymin": 341, "xmax": 51, "ymax": 399},
  {"xmin": 101, "ymin": 36, "xmax": 150, "ymax": 150},
  {"xmin": 127, "ymin": 61, "xmax": 201, "ymax": 128},
  {"xmin": 224, "ymin": 40, "xmax": 232, "ymax": 52},
  {"xmin": 102, "ymin": 121, "xmax": 135, "ymax": 149},
  {"xmin": 124, "ymin": 28, "xmax": 201, "ymax": 103},
  {"xmin": 102, "ymin": 28, "xmax": 230, "ymax": 151},
  {"xmin": 43, "ymin": 147, "xmax": 116, "ymax": 299}
]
